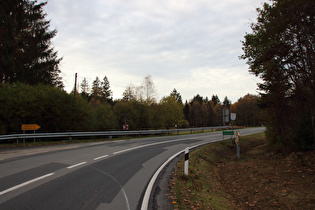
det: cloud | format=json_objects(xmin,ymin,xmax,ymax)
[{"xmin": 45, "ymin": 0, "xmax": 266, "ymax": 102}]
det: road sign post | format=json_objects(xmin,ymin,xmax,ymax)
[
  {"xmin": 123, "ymin": 124, "xmax": 129, "ymax": 131},
  {"xmin": 21, "ymin": 124, "xmax": 41, "ymax": 143}
]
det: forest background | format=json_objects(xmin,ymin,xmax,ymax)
[
  {"xmin": 2, "ymin": 0, "xmax": 314, "ymax": 152},
  {"xmin": 0, "ymin": 0, "xmax": 262, "ymax": 135}
]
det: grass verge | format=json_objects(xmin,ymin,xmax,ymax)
[{"xmin": 169, "ymin": 133, "xmax": 315, "ymax": 209}]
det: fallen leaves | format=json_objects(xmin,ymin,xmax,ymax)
[{"xmin": 169, "ymin": 135, "xmax": 315, "ymax": 209}]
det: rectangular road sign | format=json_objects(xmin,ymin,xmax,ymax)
[
  {"xmin": 21, "ymin": 124, "xmax": 41, "ymax": 131},
  {"xmin": 223, "ymin": 130, "xmax": 234, "ymax": 135},
  {"xmin": 231, "ymin": 113, "xmax": 236, "ymax": 121}
]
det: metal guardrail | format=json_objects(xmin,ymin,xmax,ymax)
[{"xmin": 0, "ymin": 126, "xmax": 230, "ymax": 142}]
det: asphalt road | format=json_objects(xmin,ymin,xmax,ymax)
[{"xmin": 0, "ymin": 127, "xmax": 265, "ymax": 210}]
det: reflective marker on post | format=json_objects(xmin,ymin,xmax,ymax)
[{"xmin": 184, "ymin": 147, "xmax": 189, "ymax": 176}]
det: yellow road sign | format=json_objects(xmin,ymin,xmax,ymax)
[{"xmin": 21, "ymin": 124, "xmax": 41, "ymax": 131}]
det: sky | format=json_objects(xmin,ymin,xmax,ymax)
[{"xmin": 43, "ymin": 0, "xmax": 267, "ymax": 103}]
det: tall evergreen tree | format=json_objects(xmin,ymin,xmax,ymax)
[
  {"xmin": 190, "ymin": 94, "xmax": 203, "ymax": 105},
  {"xmin": 122, "ymin": 85, "xmax": 136, "ymax": 101},
  {"xmin": 101, "ymin": 76, "xmax": 112, "ymax": 102},
  {"xmin": 211, "ymin": 95, "xmax": 220, "ymax": 106},
  {"xmin": 0, "ymin": 0, "xmax": 63, "ymax": 87},
  {"xmin": 170, "ymin": 88, "xmax": 183, "ymax": 105},
  {"xmin": 80, "ymin": 77, "xmax": 89, "ymax": 100},
  {"xmin": 91, "ymin": 77, "xmax": 102, "ymax": 99},
  {"xmin": 223, "ymin": 96, "xmax": 231, "ymax": 108},
  {"xmin": 183, "ymin": 100, "xmax": 190, "ymax": 122}
]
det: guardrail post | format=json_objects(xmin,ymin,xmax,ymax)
[{"xmin": 33, "ymin": 130, "xmax": 36, "ymax": 143}]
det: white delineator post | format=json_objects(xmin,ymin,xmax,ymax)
[
  {"xmin": 184, "ymin": 147, "xmax": 189, "ymax": 175},
  {"xmin": 235, "ymin": 131, "xmax": 240, "ymax": 159}
]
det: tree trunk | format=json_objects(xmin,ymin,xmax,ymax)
[{"xmin": 311, "ymin": 105, "xmax": 315, "ymax": 147}]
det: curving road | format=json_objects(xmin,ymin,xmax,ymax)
[{"xmin": 0, "ymin": 127, "xmax": 265, "ymax": 210}]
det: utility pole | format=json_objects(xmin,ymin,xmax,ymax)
[{"xmin": 74, "ymin": 73, "xmax": 77, "ymax": 97}]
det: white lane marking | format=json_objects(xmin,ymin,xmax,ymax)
[
  {"xmin": 141, "ymin": 141, "xmax": 213, "ymax": 210},
  {"xmin": 0, "ymin": 173, "xmax": 55, "ymax": 196},
  {"xmin": 141, "ymin": 150, "xmax": 184, "ymax": 210},
  {"xmin": 113, "ymin": 137, "xmax": 192, "ymax": 155},
  {"xmin": 93, "ymin": 155, "xmax": 109, "ymax": 160},
  {"xmin": 89, "ymin": 142, "xmax": 106, "ymax": 146},
  {"xmin": 67, "ymin": 162, "xmax": 87, "ymax": 169}
]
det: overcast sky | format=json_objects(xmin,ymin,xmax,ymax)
[{"xmin": 44, "ymin": 0, "xmax": 267, "ymax": 103}]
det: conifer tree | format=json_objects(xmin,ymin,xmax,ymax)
[
  {"xmin": 0, "ymin": 0, "xmax": 63, "ymax": 87},
  {"xmin": 80, "ymin": 77, "xmax": 90, "ymax": 100},
  {"xmin": 101, "ymin": 76, "xmax": 112, "ymax": 102}
]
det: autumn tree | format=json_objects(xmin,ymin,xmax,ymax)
[
  {"xmin": 159, "ymin": 95, "xmax": 184, "ymax": 128},
  {"xmin": 0, "ymin": 0, "xmax": 63, "ymax": 87},
  {"xmin": 190, "ymin": 101, "xmax": 202, "ymax": 127},
  {"xmin": 231, "ymin": 94, "xmax": 262, "ymax": 127},
  {"xmin": 201, "ymin": 102, "xmax": 209, "ymax": 126},
  {"xmin": 241, "ymin": 0, "xmax": 315, "ymax": 149},
  {"xmin": 190, "ymin": 94, "xmax": 203, "ymax": 105}
]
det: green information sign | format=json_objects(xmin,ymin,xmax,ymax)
[{"xmin": 223, "ymin": 130, "xmax": 234, "ymax": 135}]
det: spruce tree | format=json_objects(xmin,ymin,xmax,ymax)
[
  {"xmin": 0, "ymin": 0, "xmax": 63, "ymax": 87},
  {"xmin": 101, "ymin": 76, "xmax": 113, "ymax": 102}
]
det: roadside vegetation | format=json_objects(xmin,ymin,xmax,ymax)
[
  {"xmin": 170, "ymin": 1, "xmax": 315, "ymax": 208},
  {"xmin": 0, "ymin": 81, "xmax": 261, "ymax": 136},
  {"xmin": 170, "ymin": 133, "xmax": 315, "ymax": 209},
  {"xmin": 2, "ymin": 0, "xmax": 314, "ymax": 152}
]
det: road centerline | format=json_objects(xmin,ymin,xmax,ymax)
[
  {"xmin": 0, "ymin": 173, "xmax": 55, "ymax": 196},
  {"xmin": 93, "ymin": 155, "xmax": 109, "ymax": 161},
  {"xmin": 112, "ymin": 137, "xmax": 194, "ymax": 155},
  {"xmin": 67, "ymin": 162, "xmax": 87, "ymax": 169}
]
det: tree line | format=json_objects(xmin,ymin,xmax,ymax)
[
  {"xmin": 3, "ymin": 0, "xmax": 314, "ymax": 151},
  {"xmin": 0, "ymin": 81, "xmax": 262, "ymax": 134},
  {"xmin": 0, "ymin": 0, "xmax": 263, "ymax": 135}
]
